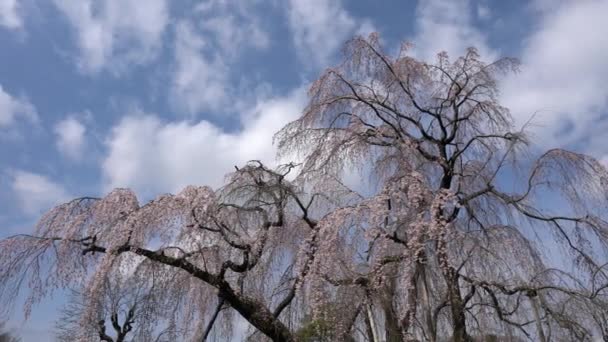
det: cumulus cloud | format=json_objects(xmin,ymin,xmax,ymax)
[
  {"xmin": 0, "ymin": 0, "xmax": 21, "ymax": 29},
  {"xmin": 411, "ymin": 0, "xmax": 496, "ymax": 62},
  {"xmin": 11, "ymin": 170, "xmax": 70, "ymax": 215},
  {"xmin": 500, "ymin": 0, "xmax": 608, "ymax": 153},
  {"xmin": 54, "ymin": 116, "xmax": 86, "ymax": 161},
  {"xmin": 52, "ymin": 0, "xmax": 168, "ymax": 73},
  {"xmin": 103, "ymin": 88, "xmax": 306, "ymax": 198},
  {"xmin": 286, "ymin": 0, "xmax": 359, "ymax": 66},
  {"xmin": 0, "ymin": 84, "xmax": 37, "ymax": 128}
]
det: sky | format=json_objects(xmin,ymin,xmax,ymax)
[{"xmin": 1, "ymin": 0, "xmax": 607, "ymax": 340}]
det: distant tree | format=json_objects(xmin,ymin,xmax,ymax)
[
  {"xmin": 55, "ymin": 286, "xmax": 178, "ymax": 342},
  {"xmin": 1, "ymin": 34, "xmax": 608, "ymax": 341},
  {"xmin": 0, "ymin": 322, "xmax": 20, "ymax": 342}
]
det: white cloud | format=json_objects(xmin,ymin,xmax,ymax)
[
  {"xmin": 286, "ymin": 0, "xmax": 358, "ymax": 66},
  {"xmin": 0, "ymin": 84, "xmax": 37, "ymax": 127},
  {"xmin": 407, "ymin": 0, "xmax": 608, "ymax": 160},
  {"xmin": 52, "ymin": 0, "xmax": 168, "ymax": 73},
  {"xmin": 169, "ymin": 2, "xmax": 271, "ymax": 116},
  {"xmin": 54, "ymin": 116, "xmax": 86, "ymax": 161},
  {"xmin": 11, "ymin": 170, "xmax": 70, "ymax": 215},
  {"xmin": 102, "ymin": 88, "xmax": 306, "ymax": 197},
  {"xmin": 0, "ymin": 0, "xmax": 21, "ymax": 29},
  {"xmin": 500, "ymin": 0, "xmax": 608, "ymax": 153},
  {"xmin": 356, "ymin": 19, "xmax": 377, "ymax": 38},
  {"xmin": 412, "ymin": 0, "xmax": 496, "ymax": 62},
  {"xmin": 170, "ymin": 21, "xmax": 230, "ymax": 116},
  {"xmin": 198, "ymin": 2, "xmax": 270, "ymax": 55}
]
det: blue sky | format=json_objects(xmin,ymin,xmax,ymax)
[{"xmin": 1, "ymin": 0, "xmax": 607, "ymax": 339}]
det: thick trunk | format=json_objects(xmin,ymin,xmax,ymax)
[
  {"xmin": 419, "ymin": 266, "xmax": 436, "ymax": 342},
  {"xmin": 436, "ymin": 235, "xmax": 469, "ymax": 341},
  {"xmin": 381, "ymin": 269, "xmax": 406, "ymax": 342},
  {"xmin": 446, "ymin": 271, "xmax": 469, "ymax": 342},
  {"xmin": 219, "ymin": 282, "xmax": 294, "ymax": 342},
  {"xmin": 438, "ymin": 169, "xmax": 469, "ymax": 342},
  {"xmin": 383, "ymin": 302, "xmax": 405, "ymax": 342},
  {"xmin": 401, "ymin": 263, "xmax": 421, "ymax": 339}
]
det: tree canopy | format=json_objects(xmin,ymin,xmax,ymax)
[{"xmin": 2, "ymin": 34, "xmax": 608, "ymax": 342}]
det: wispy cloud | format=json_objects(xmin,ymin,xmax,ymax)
[
  {"xmin": 0, "ymin": 84, "xmax": 37, "ymax": 128},
  {"xmin": 169, "ymin": 21, "xmax": 231, "ymax": 116},
  {"xmin": 169, "ymin": 2, "xmax": 271, "ymax": 116},
  {"xmin": 286, "ymin": 0, "xmax": 369, "ymax": 67},
  {"xmin": 52, "ymin": 0, "xmax": 169, "ymax": 74},
  {"xmin": 411, "ymin": 0, "xmax": 496, "ymax": 62}
]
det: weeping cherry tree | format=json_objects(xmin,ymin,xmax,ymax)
[{"xmin": 2, "ymin": 34, "xmax": 608, "ymax": 341}]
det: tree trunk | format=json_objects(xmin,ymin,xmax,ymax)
[
  {"xmin": 436, "ymin": 240, "xmax": 470, "ymax": 342},
  {"xmin": 219, "ymin": 282, "xmax": 294, "ymax": 342},
  {"xmin": 401, "ymin": 263, "xmax": 422, "ymax": 340},
  {"xmin": 381, "ymin": 268, "xmax": 406, "ymax": 342},
  {"xmin": 364, "ymin": 309, "xmax": 377, "ymax": 342},
  {"xmin": 530, "ymin": 294, "xmax": 547, "ymax": 342},
  {"xmin": 366, "ymin": 304, "xmax": 380, "ymax": 342},
  {"xmin": 446, "ymin": 270, "xmax": 470, "ymax": 342},
  {"xmin": 419, "ymin": 266, "xmax": 436, "ymax": 342},
  {"xmin": 438, "ymin": 160, "xmax": 470, "ymax": 341}
]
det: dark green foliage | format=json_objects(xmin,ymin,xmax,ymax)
[
  {"xmin": 0, "ymin": 322, "xmax": 20, "ymax": 342},
  {"xmin": 295, "ymin": 316, "xmax": 334, "ymax": 342}
]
